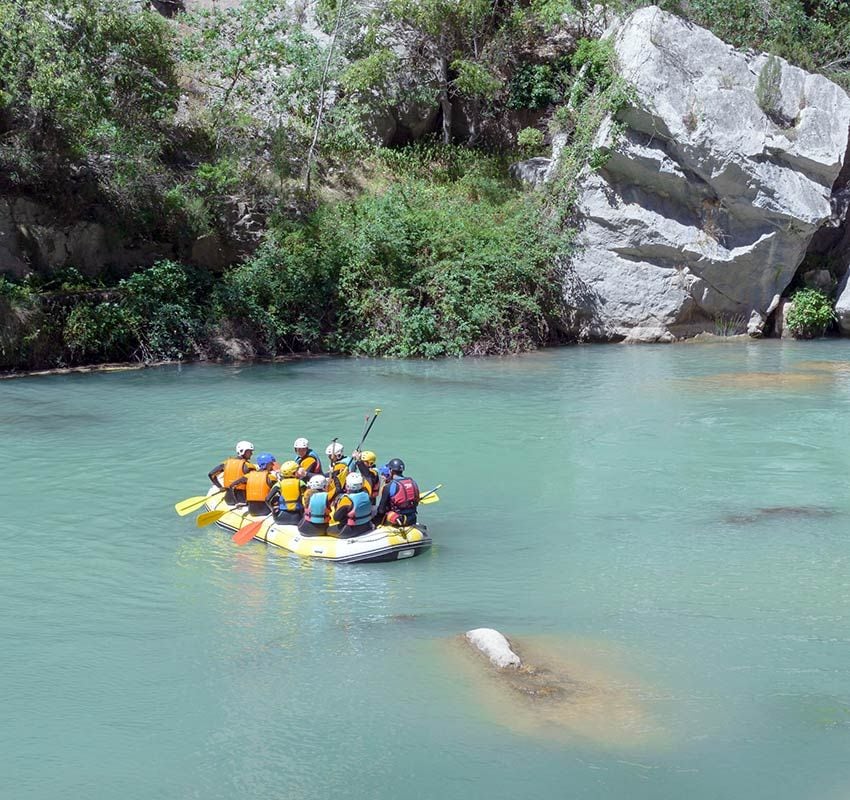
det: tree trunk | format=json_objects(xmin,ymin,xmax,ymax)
[
  {"xmin": 439, "ymin": 55, "xmax": 452, "ymax": 145},
  {"xmin": 304, "ymin": 0, "xmax": 345, "ymax": 194}
]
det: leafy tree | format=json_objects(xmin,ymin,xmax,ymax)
[
  {"xmin": 387, "ymin": 0, "xmax": 507, "ymax": 144},
  {"xmin": 0, "ymin": 0, "xmax": 177, "ymax": 215},
  {"xmin": 181, "ymin": 0, "xmax": 374, "ymax": 194}
]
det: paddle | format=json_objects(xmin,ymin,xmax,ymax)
[
  {"xmin": 353, "ymin": 408, "xmax": 381, "ymax": 453},
  {"xmin": 419, "ymin": 484, "xmax": 442, "ymax": 505},
  {"xmin": 196, "ymin": 508, "xmax": 229, "ymax": 528},
  {"xmin": 175, "ymin": 489, "xmax": 225, "ymax": 516},
  {"xmin": 231, "ymin": 515, "xmax": 269, "ymax": 546}
]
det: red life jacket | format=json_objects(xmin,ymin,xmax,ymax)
[{"xmin": 389, "ymin": 477, "xmax": 419, "ymax": 511}]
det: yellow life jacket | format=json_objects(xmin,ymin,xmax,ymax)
[
  {"xmin": 327, "ymin": 461, "xmax": 348, "ymax": 502},
  {"xmin": 279, "ymin": 477, "xmax": 304, "ymax": 511},
  {"xmin": 364, "ymin": 467, "xmax": 379, "ymax": 500}
]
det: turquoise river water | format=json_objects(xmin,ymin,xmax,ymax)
[{"xmin": 2, "ymin": 341, "xmax": 850, "ymax": 799}]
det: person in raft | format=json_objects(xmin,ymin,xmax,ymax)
[
  {"xmin": 230, "ymin": 452, "xmax": 278, "ymax": 516},
  {"xmin": 350, "ymin": 449, "xmax": 380, "ymax": 506},
  {"xmin": 293, "ymin": 438, "xmax": 322, "ymax": 479},
  {"xmin": 375, "ymin": 458, "xmax": 420, "ymax": 526},
  {"xmin": 268, "ymin": 460, "xmax": 306, "ymax": 524},
  {"xmin": 208, "ymin": 440, "xmax": 257, "ymax": 505},
  {"xmin": 325, "ymin": 441, "xmax": 350, "ymax": 504},
  {"xmin": 299, "ymin": 474, "xmax": 330, "ymax": 536},
  {"xmin": 331, "ymin": 472, "xmax": 375, "ymax": 538}
]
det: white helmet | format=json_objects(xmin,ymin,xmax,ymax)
[
  {"xmin": 236, "ymin": 440, "xmax": 254, "ymax": 455},
  {"xmin": 345, "ymin": 472, "xmax": 364, "ymax": 491},
  {"xmin": 293, "ymin": 437, "xmax": 309, "ymax": 449},
  {"xmin": 325, "ymin": 442, "xmax": 344, "ymax": 457},
  {"xmin": 308, "ymin": 474, "xmax": 328, "ymax": 491}
]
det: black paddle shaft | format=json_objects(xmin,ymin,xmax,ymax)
[{"xmin": 354, "ymin": 411, "xmax": 380, "ymax": 453}]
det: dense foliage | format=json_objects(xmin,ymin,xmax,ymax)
[
  {"xmin": 1, "ymin": 0, "xmax": 849, "ymax": 370},
  {"xmin": 0, "ymin": 0, "xmax": 183, "ymax": 226},
  {"xmin": 0, "ymin": 148, "xmax": 563, "ymax": 369}
]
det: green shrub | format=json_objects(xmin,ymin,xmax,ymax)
[
  {"xmin": 64, "ymin": 301, "xmax": 134, "ymax": 361},
  {"xmin": 119, "ymin": 260, "xmax": 211, "ymax": 360},
  {"xmin": 508, "ymin": 62, "xmax": 566, "ymax": 110},
  {"xmin": 213, "ymin": 229, "xmax": 334, "ymax": 353},
  {"xmin": 786, "ymin": 288, "xmax": 835, "ymax": 338},
  {"xmin": 329, "ymin": 178, "xmax": 560, "ymax": 357},
  {"xmin": 517, "ymin": 127, "xmax": 545, "ymax": 157},
  {"xmin": 0, "ymin": 0, "xmax": 178, "ymax": 211}
]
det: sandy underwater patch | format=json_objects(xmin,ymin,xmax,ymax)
[
  {"xmin": 437, "ymin": 633, "xmax": 666, "ymax": 749},
  {"xmin": 678, "ymin": 371, "xmax": 833, "ymax": 390}
]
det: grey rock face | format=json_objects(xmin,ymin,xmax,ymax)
[
  {"xmin": 835, "ymin": 271, "xmax": 850, "ymax": 334},
  {"xmin": 0, "ymin": 197, "xmax": 171, "ymax": 277},
  {"xmin": 559, "ymin": 6, "xmax": 850, "ymax": 342},
  {"xmin": 509, "ymin": 157, "xmax": 553, "ymax": 186}
]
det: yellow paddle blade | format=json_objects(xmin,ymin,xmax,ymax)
[
  {"xmin": 175, "ymin": 489, "xmax": 225, "ymax": 516},
  {"xmin": 175, "ymin": 495, "xmax": 211, "ymax": 516},
  {"xmin": 420, "ymin": 493, "xmax": 439, "ymax": 505},
  {"xmin": 196, "ymin": 509, "xmax": 228, "ymax": 528}
]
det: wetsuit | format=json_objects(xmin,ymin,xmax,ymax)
[{"xmin": 296, "ymin": 449, "xmax": 323, "ymax": 478}]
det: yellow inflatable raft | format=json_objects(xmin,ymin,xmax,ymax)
[{"xmin": 204, "ymin": 489, "xmax": 432, "ymax": 564}]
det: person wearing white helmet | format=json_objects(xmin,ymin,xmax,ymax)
[
  {"xmin": 350, "ymin": 449, "xmax": 380, "ymax": 504},
  {"xmin": 331, "ymin": 471, "xmax": 375, "ymax": 538},
  {"xmin": 324, "ymin": 441, "xmax": 351, "ymax": 505},
  {"xmin": 298, "ymin": 474, "xmax": 330, "ymax": 537},
  {"xmin": 293, "ymin": 437, "xmax": 322, "ymax": 479},
  {"xmin": 208, "ymin": 440, "xmax": 257, "ymax": 504},
  {"xmin": 230, "ymin": 452, "xmax": 278, "ymax": 516}
]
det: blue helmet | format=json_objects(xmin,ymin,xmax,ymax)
[
  {"xmin": 378, "ymin": 464, "xmax": 391, "ymax": 479},
  {"xmin": 256, "ymin": 452, "xmax": 276, "ymax": 469}
]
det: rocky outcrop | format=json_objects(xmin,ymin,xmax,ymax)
[
  {"xmin": 0, "ymin": 197, "xmax": 172, "ymax": 277},
  {"xmin": 559, "ymin": 6, "xmax": 850, "ymax": 342}
]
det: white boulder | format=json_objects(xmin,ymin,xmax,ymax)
[
  {"xmin": 559, "ymin": 6, "xmax": 850, "ymax": 341},
  {"xmin": 465, "ymin": 628, "xmax": 522, "ymax": 669}
]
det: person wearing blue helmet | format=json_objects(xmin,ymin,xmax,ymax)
[
  {"xmin": 375, "ymin": 458, "xmax": 420, "ymax": 526},
  {"xmin": 231, "ymin": 452, "xmax": 278, "ymax": 515}
]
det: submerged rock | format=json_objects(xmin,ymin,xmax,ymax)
[
  {"xmin": 449, "ymin": 633, "xmax": 659, "ymax": 747},
  {"xmin": 725, "ymin": 506, "xmax": 838, "ymax": 525},
  {"xmin": 559, "ymin": 6, "xmax": 850, "ymax": 342}
]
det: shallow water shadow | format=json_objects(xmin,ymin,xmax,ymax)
[
  {"xmin": 794, "ymin": 360, "xmax": 850, "ymax": 373},
  {"xmin": 724, "ymin": 506, "xmax": 839, "ymax": 525}
]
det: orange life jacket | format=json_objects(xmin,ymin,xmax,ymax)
[
  {"xmin": 223, "ymin": 457, "xmax": 251, "ymax": 488},
  {"xmin": 245, "ymin": 470, "xmax": 270, "ymax": 502}
]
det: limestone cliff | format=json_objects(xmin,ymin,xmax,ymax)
[{"xmin": 555, "ymin": 6, "xmax": 850, "ymax": 342}]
